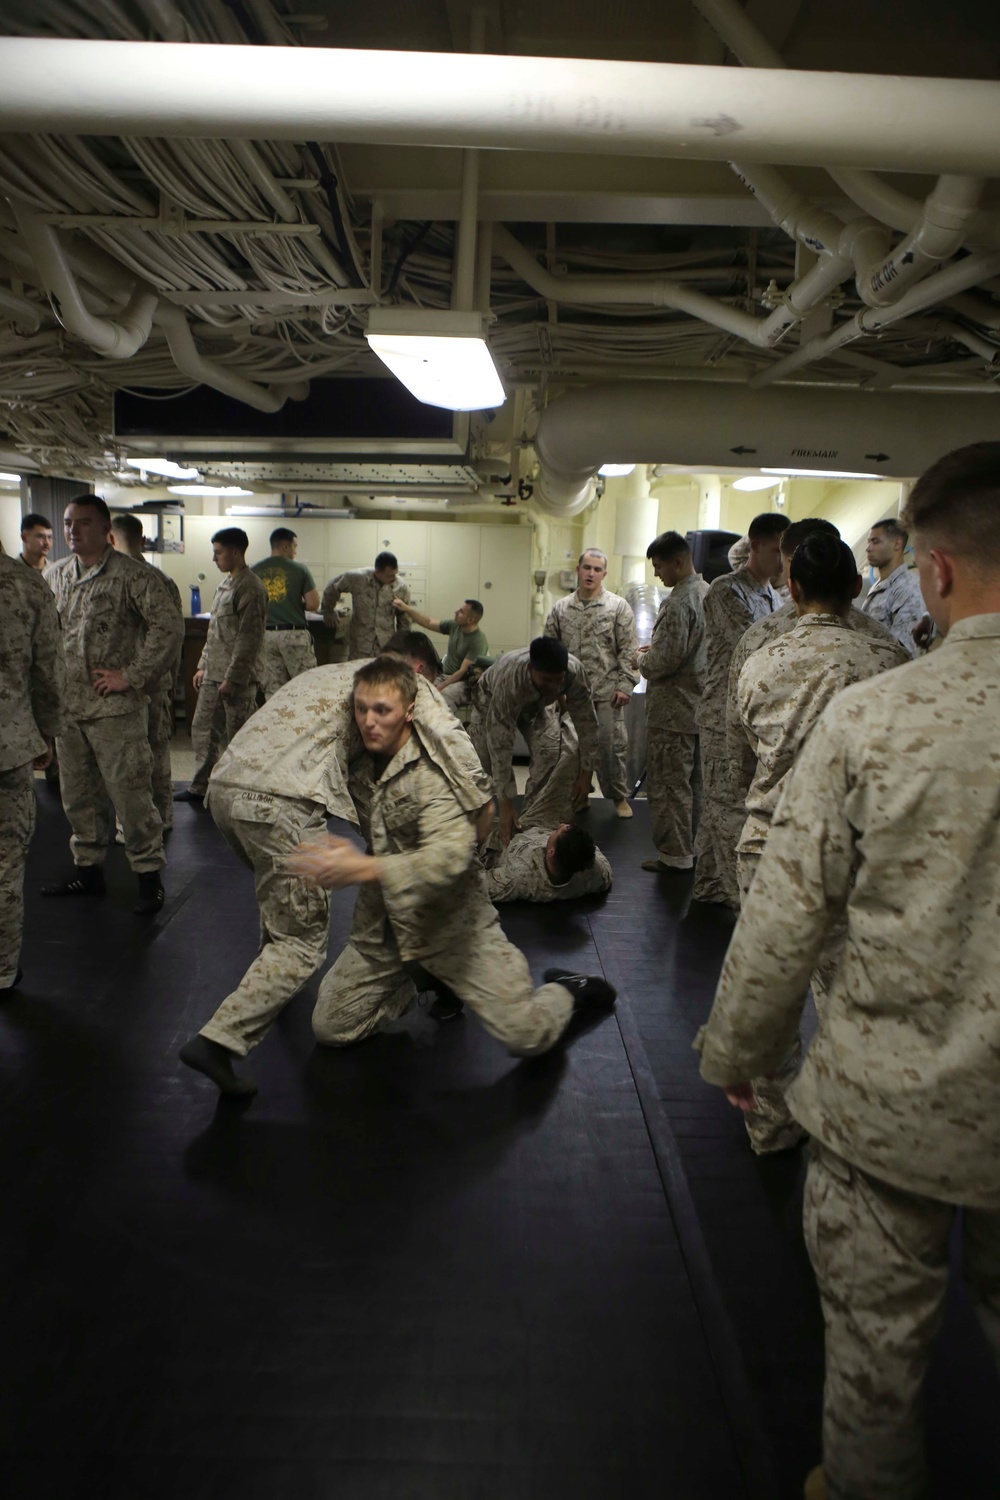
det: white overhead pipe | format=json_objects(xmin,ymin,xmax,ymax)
[
  {"xmin": 11, "ymin": 201, "xmax": 157, "ymax": 358},
  {"xmin": 533, "ymin": 380, "xmax": 1000, "ymax": 512},
  {"xmin": 3, "ymin": 214, "xmax": 304, "ymax": 411},
  {"xmin": 749, "ymin": 250, "xmax": 1000, "ymax": 388},
  {"xmin": 690, "ymin": 0, "xmax": 1000, "ymax": 259},
  {"xmin": 853, "ymin": 176, "xmax": 985, "ymax": 306},
  {"xmin": 1, "ymin": 40, "xmax": 1000, "ymax": 175},
  {"xmin": 495, "ymin": 224, "xmax": 836, "ymax": 350}
]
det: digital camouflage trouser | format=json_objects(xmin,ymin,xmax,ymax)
[
  {"xmin": 262, "ymin": 630, "xmax": 317, "ymax": 700},
  {"xmin": 0, "ymin": 763, "xmax": 34, "ymax": 986},
  {"xmin": 805, "ymin": 1142, "xmax": 1000, "ymax": 1500},
  {"xmin": 312, "ymin": 879, "xmax": 575, "ymax": 1057},
  {"xmin": 190, "ymin": 679, "xmax": 259, "ymax": 795},
  {"xmin": 693, "ymin": 724, "xmax": 743, "ymax": 908},
  {"xmin": 57, "ymin": 709, "xmax": 164, "ymax": 872},
  {"xmin": 199, "ymin": 784, "xmax": 331, "ymax": 1056},
  {"xmin": 646, "ymin": 730, "xmax": 701, "ymax": 869}
]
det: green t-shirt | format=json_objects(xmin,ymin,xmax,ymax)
[
  {"xmin": 251, "ymin": 555, "xmax": 316, "ymax": 628},
  {"xmin": 437, "ymin": 620, "xmax": 488, "ymax": 675}
]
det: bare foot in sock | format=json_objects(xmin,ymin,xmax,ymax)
[{"xmin": 180, "ymin": 1035, "xmax": 258, "ymax": 1097}]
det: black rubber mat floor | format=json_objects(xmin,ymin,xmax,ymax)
[{"xmin": 2, "ymin": 785, "xmax": 998, "ymax": 1499}]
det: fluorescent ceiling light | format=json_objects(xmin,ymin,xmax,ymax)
[
  {"xmin": 732, "ymin": 475, "xmax": 779, "ymax": 492},
  {"xmin": 598, "ymin": 463, "xmax": 635, "ymax": 478},
  {"xmin": 365, "ymin": 308, "xmax": 505, "ymax": 412},
  {"xmin": 125, "ymin": 456, "xmax": 201, "ymax": 480},
  {"xmin": 167, "ymin": 484, "xmax": 253, "ymax": 497},
  {"xmin": 226, "ymin": 505, "xmax": 357, "ymax": 518},
  {"xmin": 0, "ymin": 470, "xmax": 21, "ymax": 483},
  {"xmin": 762, "ymin": 467, "xmax": 881, "ymax": 481}
]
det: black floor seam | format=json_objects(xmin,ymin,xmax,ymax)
[{"xmin": 589, "ymin": 918, "xmax": 775, "ymax": 1500}]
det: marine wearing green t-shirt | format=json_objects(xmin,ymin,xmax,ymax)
[
  {"xmin": 250, "ymin": 529, "xmax": 321, "ymax": 699},
  {"xmin": 438, "ymin": 619, "xmax": 488, "ymax": 675},
  {"xmin": 251, "ymin": 554, "xmax": 316, "ymax": 628}
]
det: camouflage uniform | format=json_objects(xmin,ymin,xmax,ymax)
[
  {"xmin": 200, "ymin": 669, "xmax": 492, "ymax": 1056},
  {"xmin": 697, "ymin": 614, "xmax": 1000, "ymax": 1498},
  {"xmin": 0, "ymin": 555, "xmax": 66, "ymax": 984},
  {"xmin": 544, "ymin": 589, "xmax": 638, "ymax": 801},
  {"xmin": 189, "ymin": 568, "xmax": 267, "ymax": 796},
  {"xmin": 311, "ymin": 738, "xmax": 576, "ymax": 1057},
  {"xmin": 144, "ymin": 567, "xmax": 183, "ymax": 828},
  {"xmin": 469, "ymin": 647, "xmax": 599, "ymax": 804},
  {"xmin": 726, "ymin": 601, "xmax": 903, "ymax": 813},
  {"xmin": 49, "ymin": 547, "xmax": 182, "ymax": 872},
  {"xmin": 694, "ymin": 567, "xmax": 780, "ymax": 906},
  {"xmin": 639, "ymin": 572, "xmax": 708, "ymax": 868},
  {"xmin": 481, "ymin": 826, "xmax": 612, "ymax": 904},
  {"xmin": 320, "ymin": 568, "xmax": 410, "ymax": 659},
  {"xmin": 734, "ymin": 613, "xmax": 907, "ymax": 1153},
  {"xmin": 260, "ymin": 631, "xmax": 317, "ymax": 698},
  {"xmin": 859, "ymin": 562, "xmax": 926, "ymax": 658}
]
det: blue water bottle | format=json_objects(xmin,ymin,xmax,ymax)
[{"xmin": 189, "ymin": 583, "xmax": 201, "ymax": 616}]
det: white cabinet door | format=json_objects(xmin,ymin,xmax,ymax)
[
  {"xmin": 427, "ymin": 523, "xmax": 482, "ymax": 628},
  {"xmin": 477, "ymin": 527, "xmax": 532, "ymax": 653},
  {"xmin": 325, "ymin": 519, "xmax": 378, "ymax": 576},
  {"xmin": 372, "ymin": 520, "xmax": 428, "ymax": 606}
]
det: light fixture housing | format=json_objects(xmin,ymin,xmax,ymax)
[
  {"xmin": 732, "ymin": 475, "xmax": 779, "ymax": 492},
  {"xmin": 0, "ymin": 470, "xmax": 21, "ymax": 483},
  {"xmin": 365, "ymin": 308, "xmax": 505, "ymax": 412},
  {"xmin": 125, "ymin": 456, "xmax": 201, "ymax": 480},
  {"xmin": 597, "ymin": 463, "xmax": 636, "ymax": 478},
  {"xmin": 167, "ymin": 484, "xmax": 253, "ymax": 497}
]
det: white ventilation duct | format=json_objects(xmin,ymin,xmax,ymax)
[
  {"xmin": 1, "ymin": 40, "xmax": 1000, "ymax": 175},
  {"xmin": 533, "ymin": 383, "xmax": 1000, "ymax": 512}
]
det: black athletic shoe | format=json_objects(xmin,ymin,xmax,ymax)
[
  {"xmin": 133, "ymin": 872, "xmax": 165, "ymax": 914},
  {"xmin": 173, "ymin": 787, "xmax": 205, "ymax": 804},
  {"xmin": 41, "ymin": 866, "xmax": 106, "ymax": 898},
  {"xmin": 180, "ymin": 1035, "xmax": 258, "ymax": 1097},
  {"xmin": 543, "ymin": 967, "xmax": 617, "ymax": 1009}
]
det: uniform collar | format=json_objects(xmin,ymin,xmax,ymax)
[
  {"xmin": 940, "ymin": 613, "xmax": 1000, "ymax": 644},
  {"xmin": 792, "ymin": 612, "xmax": 851, "ymax": 630},
  {"xmin": 70, "ymin": 545, "xmax": 115, "ymax": 583}
]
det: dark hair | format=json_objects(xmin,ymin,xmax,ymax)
[
  {"xmin": 374, "ymin": 551, "xmax": 398, "ymax": 571},
  {"xmin": 65, "ymin": 495, "xmax": 111, "ymax": 524},
  {"xmin": 646, "ymin": 530, "xmax": 690, "ymax": 563},
  {"xmin": 383, "ymin": 629, "xmax": 440, "ymax": 677},
  {"xmin": 21, "ymin": 512, "xmax": 52, "ymax": 533},
  {"xmin": 902, "ymin": 441, "xmax": 1000, "ymax": 566},
  {"xmin": 748, "ymin": 511, "xmax": 790, "ymax": 542},
  {"xmin": 270, "ymin": 526, "xmax": 296, "ymax": 546},
  {"xmin": 552, "ymin": 825, "xmax": 597, "ymax": 881},
  {"xmin": 212, "ymin": 527, "xmax": 249, "ymax": 551},
  {"xmin": 870, "ymin": 517, "xmax": 909, "ymax": 549},
  {"xmin": 529, "ymin": 636, "xmax": 569, "ymax": 673},
  {"xmin": 353, "ymin": 653, "xmax": 418, "ymax": 705},
  {"xmin": 464, "ymin": 598, "xmax": 484, "ymax": 620},
  {"xmin": 111, "ymin": 512, "xmax": 145, "ymax": 544},
  {"xmin": 790, "ymin": 533, "xmax": 859, "ymax": 608},
  {"xmin": 780, "ymin": 517, "xmax": 840, "ymax": 556}
]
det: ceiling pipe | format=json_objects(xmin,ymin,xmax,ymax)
[
  {"xmin": 532, "ymin": 381, "xmax": 1000, "ymax": 512},
  {"xmin": 1, "ymin": 214, "xmax": 303, "ymax": 412},
  {"xmin": 495, "ymin": 224, "xmax": 836, "ymax": 350},
  {"xmin": 690, "ymin": 0, "xmax": 1000, "ymax": 255},
  {"xmin": 11, "ymin": 201, "xmax": 157, "ymax": 359},
  {"xmin": 1, "ymin": 40, "xmax": 1000, "ymax": 175},
  {"xmin": 749, "ymin": 250, "xmax": 1000, "ymax": 388}
]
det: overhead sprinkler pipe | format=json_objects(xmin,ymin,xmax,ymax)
[
  {"xmin": 1, "ymin": 41, "xmax": 1000, "ymax": 174},
  {"xmin": 11, "ymin": 201, "xmax": 157, "ymax": 359}
]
